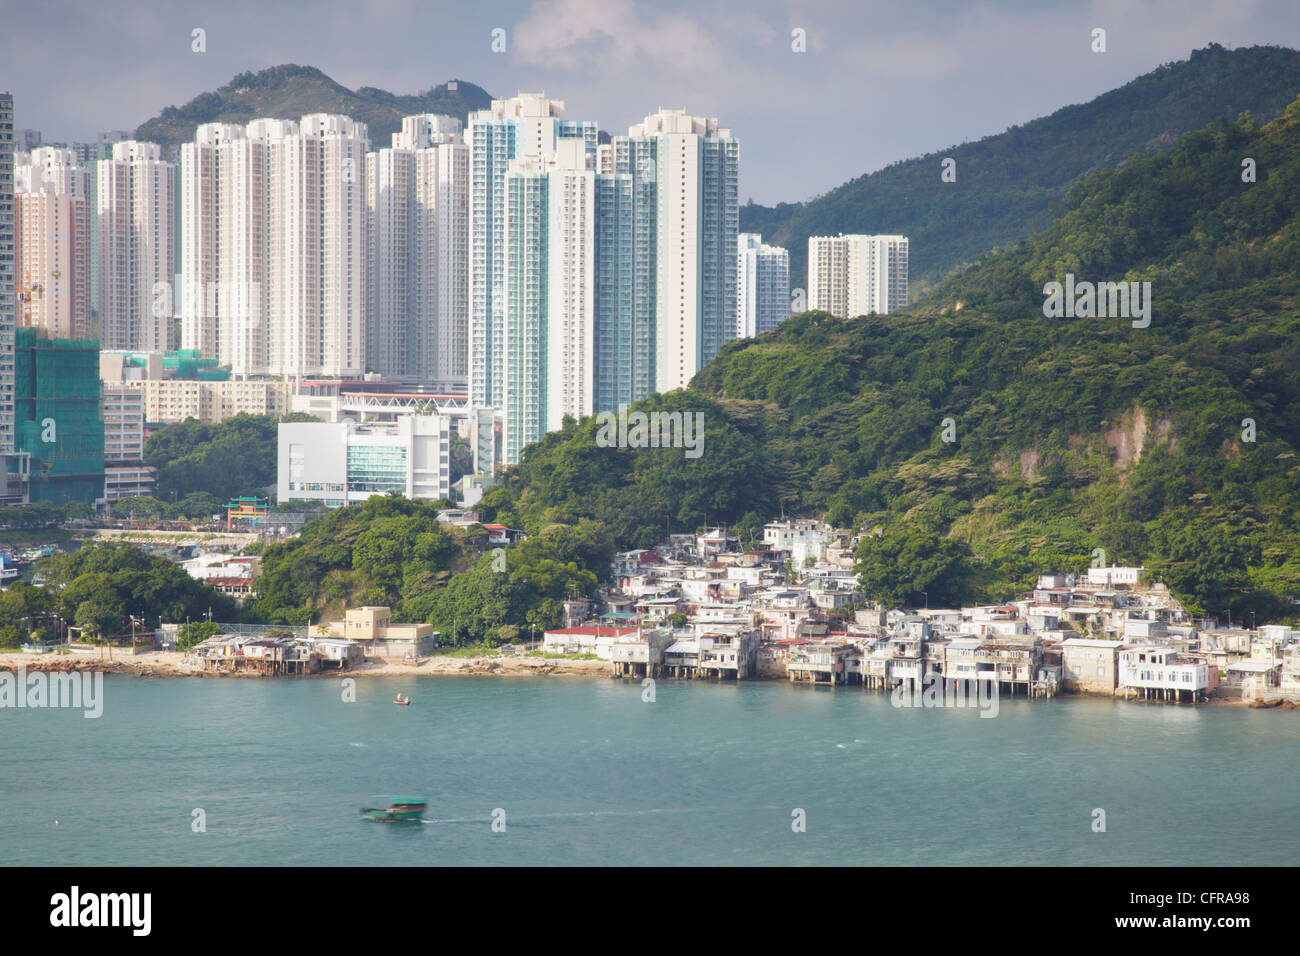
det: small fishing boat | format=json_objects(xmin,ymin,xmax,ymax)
[
  {"xmin": 360, "ymin": 797, "xmax": 427, "ymax": 823},
  {"xmin": 394, "ymin": 694, "xmax": 411, "ymax": 706}
]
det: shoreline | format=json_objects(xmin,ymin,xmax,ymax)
[
  {"xmin": 1, "ymin": 651, "xmax": 1295, "ymax": 708},
  {"xmin": 0, "ymin": 650, "xmax": 609, "ymax": 679}
]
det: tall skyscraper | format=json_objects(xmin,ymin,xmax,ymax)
[
  {"xmin": 82, "ymin": 131, "xmax": 129, "ymax": 327},
  {"xmin": 736, "ymin": 232, "xmax": 790, "ymax": 338},
  {"xmin": 807, "ymin": 234, "xmax": 909, "ymax": 318},
  {"xmin": 366, "ymin": 114, "xmax": 467, "ymax": 383},
  {"xmin": 179, "ymin": 122, "xmax": 248, "ymax": 363},
  {"xmin": 0, "ymin": 91, "xmax": 14, "ymax": 454},
  {"xmin": 541, "ymin": 138, "xmax": 596, "ymax": 436},
  {"xmin": 592, "ymin": 169, "xmax": 634, "ymax": 414},
  {"xmin": 607, "ymin": 134, "xmax": 659, "ymax": 406},
  {"xmin": 180, "ymin": 115, "xmax": 369, "ymax": 378},
  {"xmin": 97, "ymin": 140, "xmax": 174, "ymax": 351},
  {"xmin": 14, "ymin": 148, "xmax": 90, "ymax": 339},
  {"xmin": 501, "ymin": 153, "xmax": 549, "ymax": 465},
  {"xmin": 269, "ymin": 114, "xmax": 368, "ymax": 379},
  {"xmin": 468, "ymin": 94, "xmax": 596, "ymax": 412},
  {"xmin": 616, "ymin": 109, "xmax": 738, "ymax": 395}
]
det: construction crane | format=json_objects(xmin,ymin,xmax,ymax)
[{"xmin": 16, "ymin": 273, "xmax": 43, "ymax": 327}]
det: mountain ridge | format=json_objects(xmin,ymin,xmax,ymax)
[
  {"xmin": 134, "ymin": 64, "xmax": 492, "ymax": 146},
  {"xmin": 742, "ymin": 43, "xmax": 1300, "ymax": 295}
]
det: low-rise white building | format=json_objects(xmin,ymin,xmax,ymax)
[
  {"xmin": 1119, "ymin": 645, "xmax": 1216, "ymax": 702},
  {"xmin": 277, "ymin": 415, "xmax": 452, "ymax": 507},
  {"xmin": 1086, "ymin": 566, "xmax": 1147, "ymax": 587},
  {"xmin": 542, "ymin": 626, "xmax": 638, "ymax": 657}
]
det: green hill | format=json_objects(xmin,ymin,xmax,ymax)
[
  {"xmin": 480, "ymin": 97, "xmax": 1300, "ymax": 622},
  {"xmin": 134, "ymin": 65, "xmax": 492, "ymax": 147},
  {"xmin": 245, "ymin": 495, "xmax": 612, "ymax": 645},
  {"xmin": 743, "ymin": 44, "xmax": 1300, "ymax": 298}
]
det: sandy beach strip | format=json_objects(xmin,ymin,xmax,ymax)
[{"xmin": 0, "ymin": 650, "xmax": 608, "ymax": 679}]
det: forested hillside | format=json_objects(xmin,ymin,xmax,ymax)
[
  {"xmin": 742, "ymin": 44, "xmax": 1300, "ymax": 296},
  {"xmin": 245, "ymin": 495, "xmax": 613, "ymax": 644},
  {"xmin": 479, "ymin": 98, "xmax": 1300, "ymax": 621}
]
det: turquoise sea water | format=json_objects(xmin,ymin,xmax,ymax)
[{"xmin": 2, "ymin": 674, "xmax": 1297, "ymax": 866}]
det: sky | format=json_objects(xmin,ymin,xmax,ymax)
[{"xmin": 3, "ymin": 0, "xmax": 1298, "ymax": 204}]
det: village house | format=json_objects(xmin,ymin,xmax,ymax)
[
  {"xmin": 314, "ymin": 606, "xmax": 437, "ymax": 659},
  {"xmin": 436, "ymin": 508, "xmax": 481, "ymax": 526},
  {"xmin": 609, "ymin": 629, "xmax": 676, "ymax": 679},
  {"xmin": 1058, "ymin": 638, "xmax": 1126, "ymax": 695},
  {"xmin": 697, "ymin": 528, "xmax": 739, "ymax": 557},
  {"xmin": 763, "ymin": 519, "xmax": 833, "ymax": 565},
  {"xmin": 787, "ymin": 642, "xmax": 854, "ymax": 685},
  {"xmin": 663, "ymin": 637, "xmax": 701, "ymax": 677},
  {"xmin": 697, "ymin": 630, "xmax": 761, "ymax": 679},
  {"xmin": 542, "ymin": 625, "xmax": 639, "ymax": 657},
  {"xmin": 1086, "ymin": 566, "xmax": 1148, "ymax": 588},
  {"xmin": 635, "ymin": 595, "xmax": 684, "ymax": 623},
  {"xmin": 1279, "ymin": 644, "xmax": 1300, "ymax": 695},
  {"xmin": 1225, "ymin": 658, "xmax": 1282, "ymax": 697},
  {"xmin": 1119, "ymin": 645, "xmax": 1217, "ymax": 702}
]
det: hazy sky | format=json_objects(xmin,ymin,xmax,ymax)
[{"xmin": 4, "ymin": 0, "xmax": 1298, "ymax": 204}]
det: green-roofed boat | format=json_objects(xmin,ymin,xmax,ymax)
[{"xmin": 360, "ymin": 797, "xmax": 427, "ymax": 823}]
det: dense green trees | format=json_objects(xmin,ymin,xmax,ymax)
[
  {"xmin": 243, "ymin": 495, "xmax": 613, "ymax": 643},
  {"xmin": 110, "ymin": 493, "xmax": 224, "ymax": 521},
  {"xmin": 34, "ymin": 543, "xmax": 236, "ymax": 638},
  {"xmin": 854, "ymin": 525, "xmax": 974, "ymax": 609},
  {"xmin": 479, "ymin": 391, "xmax": 776, "ymax": 550},
  {"xmin": 405, "ymin": 529, "xmax": 603, "ymax": 646},
  {"xmin": 246, "ymin": 495, "xmax": 467, "ymax": 625},
  {"xmin": 146, "ymin": 413, "xmax": 317, "ymax": 501},
  {"xmin": 0, "ymin": 501, "xmax": 91, "ymax": 529},
  {"xmin": 0, "ymin": 582, "xmax": 54, "ymax": 647}
]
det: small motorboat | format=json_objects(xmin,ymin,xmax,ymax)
[
  {"xmin": 394, "ymin": 694, "xmax": 411, "ymax": 706},
  {"xmin": 361, "ymin": 797, "xmax": 427, "ymax": 823}
]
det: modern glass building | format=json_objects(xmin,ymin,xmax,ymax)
[
  {"xmin": 613, "ymin": 111, "xmax": 739, "ymax": 395},
  {"xmin": 501, "ymin": 162, "xmax": 549, "ymax": 465},
  {"xmin": 14, "ymin": 326, "xmax": 105, "ymax": 504},
  {"xmin": 345, "ymin": 443, "xmax": 408, "ymax": 494},
  {"xmin": 593, "ymin": 172, "xmax": 634, "ymax": 414},
  {"xmin": 467, "ymin": 94, "xmax": 596, "ymax": 414},
  {"xmin": 610, "ymin": 135, "xmax": 659, "ymax": 406},
  {"xmin": 277, "ymin": 416, "xmax": 451, "ymax": 508}
]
